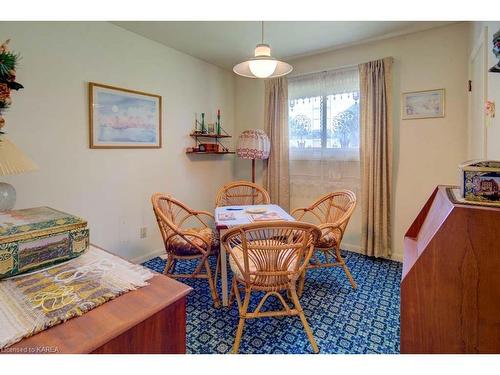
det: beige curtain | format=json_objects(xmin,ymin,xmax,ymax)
[
  {"xmin": 359, "ymin": 57, "xmax": 393, "ymax": 258},
  {"xmin": 263, "ymin": 77, "xmax": 290, "ymax": 211}
]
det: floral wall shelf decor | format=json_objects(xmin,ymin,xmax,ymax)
[{"xmin": 0, "ymin": 39, "xmax": 24, "ymax": 134}]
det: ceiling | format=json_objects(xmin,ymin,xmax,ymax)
[{"xmin": 112, "ymin": 21, "xmax": 453, "ymax": 70}]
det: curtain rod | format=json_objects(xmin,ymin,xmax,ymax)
[
  {"xmin": 288, "ymin": 62, "xmax": 358, "ymax": 79},
  {"xmin": 288, "ymin": 56, "xmax": 393, "ymax": 79}
]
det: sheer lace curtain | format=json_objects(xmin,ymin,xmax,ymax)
[{"xmin": 288, "ymin": 67, "xmax": 361, "ymax": 215}]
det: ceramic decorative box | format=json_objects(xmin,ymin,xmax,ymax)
[
  {"xmin": 460, "ymin": 160, "xmax": 500, "ymax": 205},
  {"xmin": 0, "ymin": 207, "xmax": 89, "ymax": 279}
]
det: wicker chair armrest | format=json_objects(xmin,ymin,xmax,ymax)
[
  {"xmin": 177, "ymin": 210, "xmax": 214, "ymax": 229},
  {"xmin": 291, "ymin": 207, "xmax": 309, "ymax": 220},
  {"xmin": 192, "ymin": 210, "xmax": 215, "ymax": 220},
  {"xmin": 318, "ymin": 220, "xmax": 344, "ymax": 236},
  {"xmin": 296, "ymin": 242, "xmax": 317, "ymax": 276},
  {"xmin": 220, "ymin": 232, "xmax": 249, "ymax": 282},
  {"xmin": 318, "ymin": 209, "xmax": 351, "ymax": 230},
  {"xmin": 318, "ymin": 221, "xmax": 340, "ymax": 231},
  {"xmin": 192, "ymin": 211, "xmax": 215, "ymax": 229}
]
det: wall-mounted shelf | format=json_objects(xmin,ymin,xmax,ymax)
[
  {"xmin": 189, "ymin": 133, "xmax": 232, "ymax": 139},
  {"xmin": 187, "ymin": 128, "xmax": 234, "ymax": 155},
  {"xmin": 186, "ymin": 151, "xmax": 235, "ymax": 155}
]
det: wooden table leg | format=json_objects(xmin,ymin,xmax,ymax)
[{"xmin": 219, "ymin": 228, "xmax": 229, "ymax": 307}]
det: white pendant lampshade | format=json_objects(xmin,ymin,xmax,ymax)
[
  {"xmin": 237, "ymin": 129, "xmax": 270, "ymax": 183},
  {"xmin": 0, "ymin": 137, "xmax": 38, "ymax": 210},
  {"xmin": 233, "ymin": 22, "xmax": 293, "ymax": 79}
]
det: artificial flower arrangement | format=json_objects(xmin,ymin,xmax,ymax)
[
  {"xmin": 485, "ymin": 100, "xmax": 495, "ymax": 118},
  {"xmin": 0, "ymin": 39, "xmax": 24, "ymax": 134}
]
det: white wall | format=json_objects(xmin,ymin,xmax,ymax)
[
  {"xmin": 469, "ymin": 22, "xmax": 500, "ymax": 160},
  {"xmin": 234, "ymin": 22, "xmax": 470, "ymax": 260},
  {"xmin": 233, "ymin": 78, "xmax": 265, "ymax": 184},
  {"xmin": 0, "ymin": 22, "xmax": 235, "ymax": 262}
]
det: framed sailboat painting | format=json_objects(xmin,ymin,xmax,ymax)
[{"xmin": 89, "ymin": 82, "xmax": 162, "ymax": 149}]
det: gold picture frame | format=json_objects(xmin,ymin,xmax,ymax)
[
  {"xmin": 89, "ymin": 82, "xmax": 162, "ymax": 149},
  {"xmin": 401, "ymin": 88, "xmax": 445, "ymax": 120}
]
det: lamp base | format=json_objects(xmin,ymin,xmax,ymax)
[
  {"xmin": 252, "ymin": 159, "xmax": 255, "ymax": 183},
  {"xmin": 0, "ymin": 182, "xmax": 16, "ymax": 211}
]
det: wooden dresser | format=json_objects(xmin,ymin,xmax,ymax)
[
  {"xmin": 401, "ymin": 185, "xmax": 500, "ymax": 353},
  {"xmin": 4, "ymin": 270, "xmax": 192, "ymax": 354}
]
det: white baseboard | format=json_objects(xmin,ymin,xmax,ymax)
[
  {"xmin": 342, "ymin": 242, "xmax": 403, "ymax": 263},
  {"xmin": 130, "ymin": 245, "xmax": 404, "ymax": 265},
  {"xmin": 129, "ymin": 248, "xmax": 165, "ymax": 264},
  {"xmin": 342, "ymin": 242, "xmax": 363, "ymax": 253},
  {"xmin": 390, "ymin": 252, "xmax": 403, "ymax": 262}
]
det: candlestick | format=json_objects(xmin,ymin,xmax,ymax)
[
  {"xmin": 201, "ymin": 113, "xmax": 206, "ymax": 133},
  {"xmin": 216, "ymin": 109, "xmax": 221, "ymax": 135}
]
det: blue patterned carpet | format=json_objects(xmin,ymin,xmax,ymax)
[{"xmin": 142, "ymin": 250, "xmax": 402, "ymax": 354}]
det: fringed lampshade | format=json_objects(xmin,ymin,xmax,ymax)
[
  {"xmin": 237, "ymin": 129, "xmax": 270, "ymax": 183},
  {"xmin": 0, "ymin": 138, "xmax": 38, "ymax": 210}
]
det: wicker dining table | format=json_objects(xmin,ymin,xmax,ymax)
[{"xmin": 214, "ymin": 204, "xmax": 295, "ymax": 307}]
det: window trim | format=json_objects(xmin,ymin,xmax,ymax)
[{"xmin": 289, "ymin": 93, "xmax": 360, "ymax": 153}]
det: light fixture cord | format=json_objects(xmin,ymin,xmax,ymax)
[{"xmin": 261, "ymin": 21, "xmax": 264, "ymax": 44}]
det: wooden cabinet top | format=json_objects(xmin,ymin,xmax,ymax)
[
  {"xmin": 403, "ymin": 185, "xmax": 500, "ymax": 277},
  {"xmin": 401, "ymin": 185, "xmax": 500, "ymax": 353},
  {"xmin": 5, "ymin": 270, "xmax": 191, "ymax": 353}
]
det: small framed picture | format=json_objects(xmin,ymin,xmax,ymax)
[
  {"xmin": 401, "ymin": 89, "xmax": 445, "ymax": 120},
  {"xmin": 89, "ymin": 82, "xmax": 162, "ymax": 148}
]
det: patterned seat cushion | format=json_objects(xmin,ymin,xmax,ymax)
[
  {"xmin": 167, "ymin": 227, "xmax": 218, "ymax": 256},
  {"xmin": 316, "ymin": 228, "xmax": 340, "ymax": 248},
  {"xmin": 228, "ymin": 240, "xmax": 299, "ymax": 281}
]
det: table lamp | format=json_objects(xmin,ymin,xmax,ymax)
[
  {"xmin": 236, "ymin": 129, "xmax": 270, "ymax": 183},
  {"xmin": 0, "ymin": 137, "xmax": 38, "ymax": 211}
]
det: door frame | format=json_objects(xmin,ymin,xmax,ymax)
[{"xmin": 468, "ymin": 26, "xmax": 489, "ymax": 159}]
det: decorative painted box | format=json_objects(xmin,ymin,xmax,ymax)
[
  {"xmin": 460, "ymin": 160, "xmax": 500, "ymax": 205},
  {"xmin": 0, "ymin": 207, "xmax": 89, "ymax": 280}
]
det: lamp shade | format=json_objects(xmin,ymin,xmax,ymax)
[
  {"xmin": 236, "ymin": 129, "xmax": 270, "ymax": 160},
  {"xmin": 0, "ymin": 138, "xmax": 38, "ymax": 176},
  {"xmin": 233, "ymin": 44, "xmax": 293, "ymax": 79}
]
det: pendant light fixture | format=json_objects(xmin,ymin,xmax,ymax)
[{"xmin": 233, "ymin": 21, "xmax": 293, "ymax": 79}]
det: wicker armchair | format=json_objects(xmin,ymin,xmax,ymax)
[
  {"xmin": 292, "ymin": 190, "xmax": 357, "ymax": 290},
  {"xmin": 222, "ymin": 221, "xmax": 322, "ymax": 353},
  {"xmin": 152, "ymin": 193, "xmax": 220, "ymax": 307},
  {"xmin": 215, "ymin": 181, "xmax": 270, "ymax": 207}
]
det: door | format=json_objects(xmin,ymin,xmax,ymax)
[{"xmin": 468, "ymin": 26, "xmax": 488, "ymax": 160}]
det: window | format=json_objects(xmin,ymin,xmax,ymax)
[
  {"xmin": 288, "ymin": 67, "xmax": 360, "ymax": 160},
  {"xmin": 287, "ymin": 67, "xmax": 361, "ymax": 232}
]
